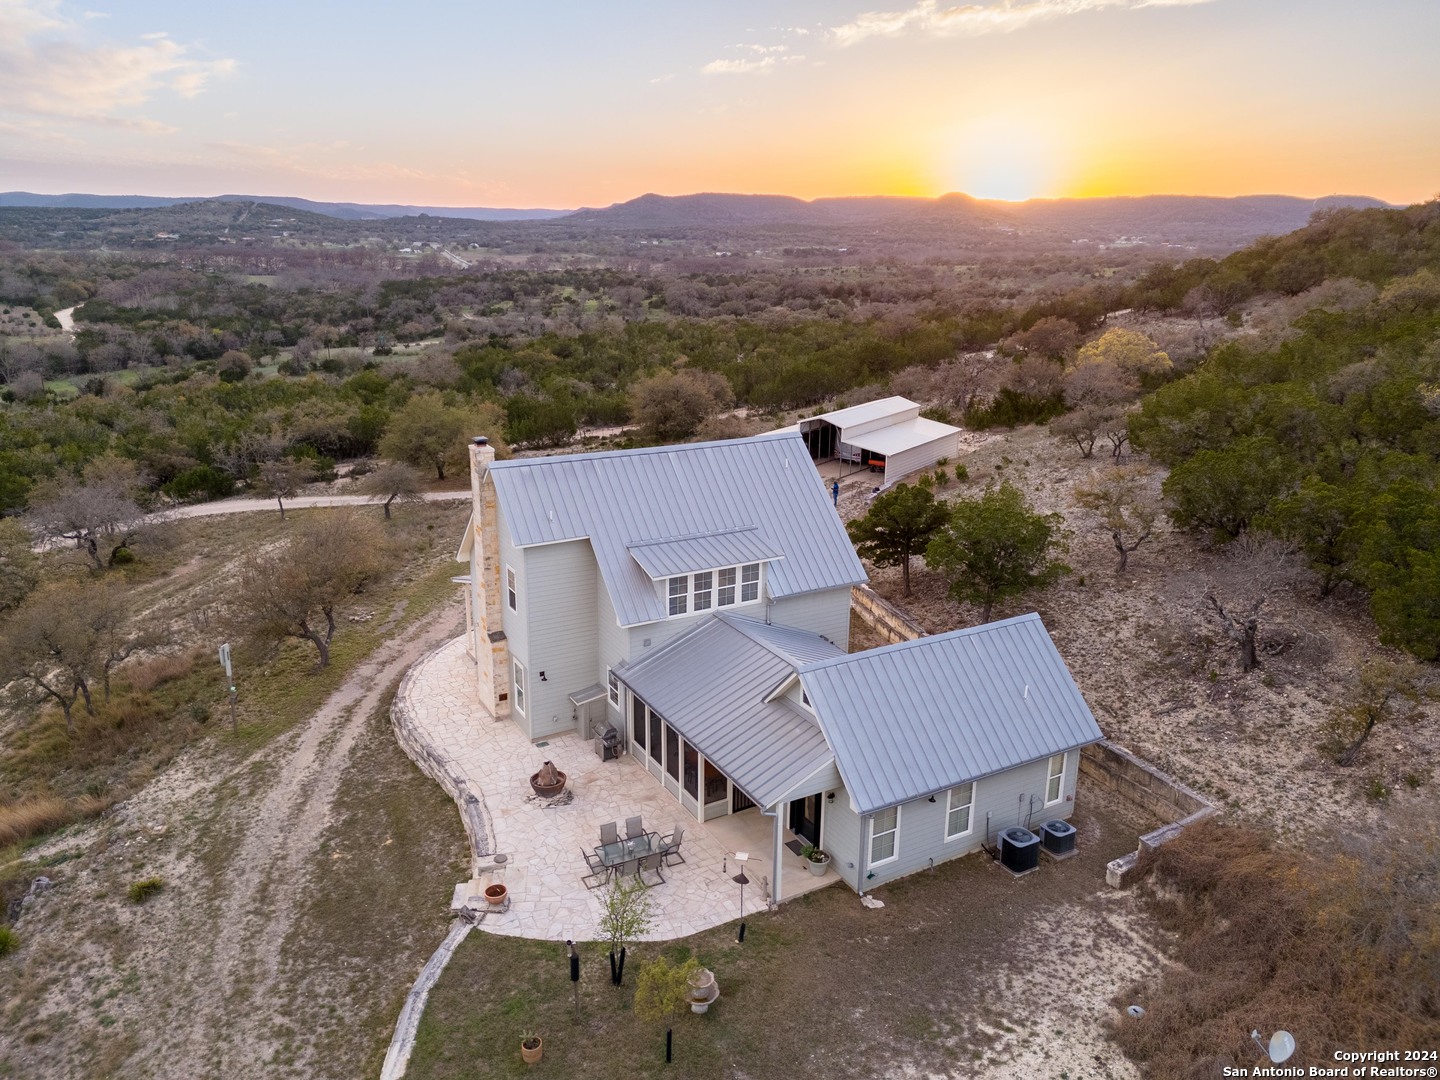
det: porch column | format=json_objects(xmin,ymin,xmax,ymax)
[{"xmin": 771, "ymin": 802, "xmax": 784, "ymax": 908}]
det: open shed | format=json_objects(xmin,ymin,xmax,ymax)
[{"xmin": 795, "ymin": 396, "xmax": 961, "ymax": 487}]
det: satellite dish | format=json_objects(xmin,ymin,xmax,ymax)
[
  {"xmin": 1267, "ymin": 1031, "xmax": 1296, "ymax": 1064},
  {"xmin": 1251, "ymin": 1029, "xmax": 1296, "ymax": 1064}
]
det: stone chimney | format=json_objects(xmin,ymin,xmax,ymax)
[{"xmin": 466, "ymin": 436, "xmax": 510, "ymax": 718}]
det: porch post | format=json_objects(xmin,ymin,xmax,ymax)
[{"xmin": 771, "ymin": 802, "xmax": 784, "ymax": 908}]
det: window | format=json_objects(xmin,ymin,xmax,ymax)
[
  {"xmin": 648, "ymin": 708, "xmax": 662, "ymax": 764},
  {"xmin": 740, "ymin": 562, "xmax": 760, "ymax": 602},
  {"xmin": 717, "ymin": 567, "xmax": 736, "ymax": 607},
  {"xmin": 607, "ymin": 668, "xmax": 620, "ymax": 707},
  {"xmin": 665, "ymin": 724, "xmax": 680, "ymax": 781},
  {"xmin": 506, "ymin": 566, "xmax": 517, "ymax": 611},
  {"xmin": 631, "ymin": 697, "xmax": 646, "ymax": 749},
  {"xmin": 869, "ymin": 805, "xmax": 899, "ymax": 865},
  {"xmin": 667, "ymin": 576, "xmax": 688, "ymax": 616},
  {"xmin": 945, "ymin": 783, "xmax": 974, "ymax": 840},
  {"xmin": 683, "ymin": 740, "xmax": 699, "ymax": 799},
  {"xmin": 512, "ymin": 659, "xmax": 527, "ymax": 715},
  {"xmin": 1046, "ymin": 753, "xmax": 1066, "ymax": 804},
  {"xmin": 692, "ymin": 571, "xmax": 713, "ymax": 612}
]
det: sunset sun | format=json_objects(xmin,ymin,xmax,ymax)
[{"xmin": 937, "ymin": 117, "xmax": 1067, "ymax": 202}]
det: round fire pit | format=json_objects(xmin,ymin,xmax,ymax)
[{"xmin": 530, "ymin": 760, "xmax": 567, "ymax": 798}]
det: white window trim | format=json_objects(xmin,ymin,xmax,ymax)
[
  {"xmin": 505, "ymin": 565, "xmax": 518, "ymax": 612},
  {"xmin": 667, "ymin": 575, "xmax": 688, "ymax": 617},
  {"xmin": 868, "ymin": 805, "xmax": 900, "ymax": 867},
  {"xmin": 512, "ymin": 659, "xmax": 527, "ymax": 716},
  {"xmin": 606, "ymin": 668, "xmax": 620, "ymax": 707},
  {"xmin": 1045, "ymin": 752, "xmax": 1067, "ymax": 806},
  {"xmin": 944, "ymin": 782, "xmax": 975, "ymax": 842},
  {"xmin": 665, "ymin": 563, "xmax": 764, "ymax": 619}
]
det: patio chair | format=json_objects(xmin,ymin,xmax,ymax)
[
  {"xmin": 636, "ymin": 852, "xmax": 665, "ymax": 888},
  {"xmin": 625, "ymin": 815, "xmax": 645, "ymax": 840},
  {"xmin": 617, "ymin": 856, "xmax": 640, "ymax": 881},
  {"xmin": 660, "ymin": 823, "xmax": 686, "ymax": 866},
  {"xmin": 581, "ymin": 848, "xmax": 610, "ymax": 890},
  {"xmin": 599, "ymin": 821, "xmax": 619, "ymax": 847}
]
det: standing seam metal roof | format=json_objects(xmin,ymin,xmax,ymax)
[
  {"xmin": 798, "ymin": 613, "xmax": 1103, "ymax": 816},
  {"xmin": 626, "ymin": 527, "xmax": 785, "ymax": 580},
  {"xmin": 615, "ymin": 614, "xmax": 842, "ymax": 809},
  {"xmin": 487, "ymin": 433, "xmax": 867, "ymax": 626}
]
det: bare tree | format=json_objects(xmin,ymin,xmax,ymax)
[
  {"xmin": 359, "ymin": 461, "xmax": 425, "ymax": 520},
  {"xmin": 230, "ymin": 512, "xmax": 388, "ymax": 668},
  {"xmin": 1320, "ymin": 661, "xmax": 1431, "ymax": 767},
  {"xmin": 0, "ymin": 582, "xmax": 143, "ymax": 733},
  {"xmin": 1202, "ymin": 537, "xmax": 1305, "ymax": 674},
  {"xmin": 1074, "ymin": 466, "xmax": 1160, "ymax": 573},
  {"xmin": 27, "ymin": 478, "xmax": 154, "ymax": 571},
  {"xmin": 253, "ymin": 458, "xmax": 317, "ymax": 520}
]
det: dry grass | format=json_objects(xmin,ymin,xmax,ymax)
[
  {"xmin": 122, "ymin": 652, "xmax": 197, "ymax": 694},
  {"xmin": 0, "ymin": 797, "xmax": 70, "ymax": 847},
  {"xmin": 1111, "ymin": 817, "xmax": 1440, "ymax": 1077}
]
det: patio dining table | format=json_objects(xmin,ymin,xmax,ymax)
[{"xmin": 596, "ymin": 831, "xmax": 662, "ymax": 868}]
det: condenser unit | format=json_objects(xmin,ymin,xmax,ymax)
[
  {"xmin": 999, "ymin": 827, "xmax": 1040, "ymax": 876},
  {"xmin": 1040, "ymin": 819, "xmax": 1077, "ymax": 860}
]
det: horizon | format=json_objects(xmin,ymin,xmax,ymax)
[
  {"xmin": 1, "ymin": 1, "xmax": 1436, "ymax": 207},
  {"xmin": 0, "ymin": 186, "xmax": 1408, "ymax": 214}
]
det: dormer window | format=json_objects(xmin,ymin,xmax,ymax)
[
  {"xmin": 664, "ymin": 563, "xmax": 762, "ymax": 618},
  {"xmin": 667, "ymin": 576, "xmax": 688, "ymax": 616}
]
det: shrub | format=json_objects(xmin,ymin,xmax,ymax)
[
  {"xmin": 124, "ymin": 653, "xmax": 196, "ymax": 694},
  {"xmin": 127, "ymin": 877, "xmax": 165, "ymax": 904},
  {"xmin": 163, "ymin": 465, "xmax": 235, "ymax": 503},
  {"xmin": 0, "ymin": 926, "xmax": 17, "ymax": 957}
]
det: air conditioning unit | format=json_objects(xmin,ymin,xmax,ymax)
[
  {"xmin": 999, "ymin": 827, "xmax": 1040, "ymax": 876},
  {"xmin": 1040, "ymin": 819, "xmax": 1077, "ymax": 860}
]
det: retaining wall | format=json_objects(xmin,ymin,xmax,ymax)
[{"xmin": 850, "ymin": 584, "xmax": 928, "ymax": 645}]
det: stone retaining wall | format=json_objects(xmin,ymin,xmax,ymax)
[
  {"xmin": 850, "ymin": 584, "xmax": 928, "ymax": 645},
  {"xmin": 1080, "ymin": 740, "xmax": 1211, "ymax": 824}
]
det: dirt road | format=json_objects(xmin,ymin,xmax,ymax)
[{"xmin": 1, "ymin": 598, "xmax": 468, "ymax": 1079}]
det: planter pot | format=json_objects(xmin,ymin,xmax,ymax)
[
  {"xmin": 687, "ymin": 967, "xmax": 718, "ymax": 1013},
  {"xmin": 520, "ymin": 1036, "xmax": 543, "ymax": 1065},
  {"xmin": 484, "ymin": 883, "xmax": 508, "ymax": 907},
  {"xmin": 805, "ymin": 856, "xmax": 830, "ymax": 877},
  {"xmin": 529, "ymin": 762, "xmax": 567, "ymax": 798}
]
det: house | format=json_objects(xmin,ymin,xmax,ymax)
[
  {"xmin": 456, "ymin": 433, "xmax": 1101, "ymax": 902},
  {"xmin": 782, "ymin": 396, "xmax": 962, "ymax": 487}
]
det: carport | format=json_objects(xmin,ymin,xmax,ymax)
[{"xmin": 795, "ymin": 396, "xmax": 962, "ymax": 487}]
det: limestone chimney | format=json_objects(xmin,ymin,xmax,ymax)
[{"xmin": 468, "ymin": 435, "xmax": 494, "ymax": 521}]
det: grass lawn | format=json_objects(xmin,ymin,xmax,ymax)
[{"xmin": 408, "ymin": 799, "xmax": 1146, "ymax": 1080}]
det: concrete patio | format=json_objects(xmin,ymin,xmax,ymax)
[{"xmin": 393, "ymin": 636, "xmax": 837, "ymax": 943}]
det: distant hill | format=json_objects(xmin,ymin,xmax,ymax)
[
  {"xmin": 564, "ymin": 191, "xmax": 1393, "ymax": 246},
  {"xmin": 0, "ymin": 191, "xmax": 569, "ymax": 222}
]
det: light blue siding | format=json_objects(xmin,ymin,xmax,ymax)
[
  {"xmin": 768, "ymin": 588, "xmax": 852, "ymax": 649},
  {"xmin": 520, "ymin": 540, "xmax": 599, "ymax": 739},
  {"xmin": 857, "ymin": 750, "xmax": 1080, "ymax": 889},
  {"xmin": 820, "ymin": 789, "xmax": 863, "ymax": 891}
]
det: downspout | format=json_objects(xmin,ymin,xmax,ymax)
[
  {"xmin": 762, "ymin": 802, "xmax": 781, "ymax": 909},
  {"xmin": 856, "ymin": 811, "xmax": 868, "ymax": 898}
]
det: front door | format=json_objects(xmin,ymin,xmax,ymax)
[{"xmin": 789, "ymin": 793, "xmax": 823, "ymax": 847}]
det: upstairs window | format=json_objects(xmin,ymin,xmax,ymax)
[
  {"xmin": 741, "ymin": 562, "xmax": 760, "ymax": 602},
  {"xmin": 506, "ymin": 566, "xmax": 517, "ymax": 611},
  {"xmin": 717, "ymin": 567, "xmax": 737, "ymax": 607},
  {"xmin": 667, "ymin": 576, "xmax": 688, "ymax": 616},
  {"xmin": 693, "ymin": 571, "xmax": 713, "ymax": 612}
]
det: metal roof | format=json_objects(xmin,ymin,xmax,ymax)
[
  {"xmin": 626, "ymin": 527, "xmax": 785, "ymax": 580},
  {"xmin": 845, "ymin": 415, "xmax": 961, "ymax": 456},
  {"xmin": 487, "ymin": 433, "xmax": 867, "ymax": 627},
  {"xmin": 805, "ymin": 396, "xmax": 917, "ymax": 433},
  {"xmin": 799, "ymin": 613, "xmax": 1103, "ymax": 816},
  {"xmin": 616, "ymin": 614, "xmax": 842, "ymax": 809}
]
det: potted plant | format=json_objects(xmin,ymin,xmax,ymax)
[
  {"xmin": 520, "ymin": 1031, "xmax": 543, "ymax": 1065},
  {"xmin": 799, "ymin": 843, "xmax": 830, "ymax": 877}
]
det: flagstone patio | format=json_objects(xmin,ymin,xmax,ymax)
[{"xmin": 392, "ymin": 636, "xmax": 836, "ymax": 943}]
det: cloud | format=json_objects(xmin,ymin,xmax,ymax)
[
  {"xmin": 0, "ymin": 1, "xmax": 235, "ymax": 130},
  {"xmin": 701, "ymin": 44, "xmax": 807, "ymax": 75},
  {"xmin": 830, "ymin": 0, "xmax": 1213, "ymax": 45}
]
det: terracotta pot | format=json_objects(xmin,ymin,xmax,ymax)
[
  {"xmin": 484, "ymin": 883, "xmax": 508, "ymax": 906},
  {"xmin": 520, "ymin": 1036, "xmax": 543, "ymax": 1064}
]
